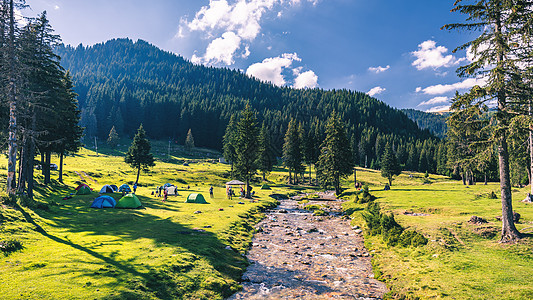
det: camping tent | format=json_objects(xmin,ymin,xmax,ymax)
[
  {"xmin": 110, "ymin": 184, "xmax": 119, "ymax": 192},
  {"xmin": 100, "ymin": 185, "xmax": 115, "ymax": 193},
  {"xmin": 163, "ymin": 183, "xmax": 173, "ymax": 188},
  {"xmin": 260, "ymin": 184, "xmax": 271, "ymax": 190},
  {"xmin": 115, "ymin": 194, "xmax": 142, "ymax": 209},
  {"xmin": 185, "ymin": 193, "xmax": 207, "ymax": 204},
  {"xmin": 90, "ymin": 195, "xmax": 116, "ymax": 208},
  {"xmin": 118, "ymin": 184, "xmax": 132, "ymax": 193},
  {"xmin": 166, "ymin": 186, "xmax": 179, "ymax": 195},
  {"xmin": 75, "ymin": 183, "xmax": 91, "ymax": 191},
  {"xmin": 76, "ymin": 185, "xmax": 92, "ymax": 195},
  {"xmin": 225, "ymin": 180, "xmax": 245, "ymax": 189}
]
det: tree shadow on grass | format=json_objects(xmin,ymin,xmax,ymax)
[{"xmin": 24, "ymin": 194, "xmax": 260, "ymax": 298}]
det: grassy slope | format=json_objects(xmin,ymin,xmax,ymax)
[
  {"xmin": 0, "ymin": 143, "xmax": 283, "ymax": 299},
  {"xmin": 343, "ymin": 169, "xmax": 533, "ymax": 299}
]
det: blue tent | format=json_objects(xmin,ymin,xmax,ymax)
[
  {"xmin": 118, "ymin": 184, "xmax": 132, "ymax": 193},
  {"xmin": 163, "ymin": 183, "xmax": 173, "ymax": 188},
  {"xmin": 90, "ymin": 195, "xmax": 116, "ymax": 208}
]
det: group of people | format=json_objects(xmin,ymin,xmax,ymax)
[{"xmin": 226, "ymin": 185, "xmax": 254, "ymax": 199}]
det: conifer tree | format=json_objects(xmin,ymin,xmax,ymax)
[
  {"xmin": 381, "ymin": 142, "xmax": 401, "ymax": 186},
  {"xmin": 125, "ymin": 124, "xmax": 155, "ymax": 185},
  {"xmin": 283, "ymin": 119, "xmax": 303, "ymax": 184},
  {"xmin": 233, "ymin": 104, "xmax": 259, "ymax": 198},
  {"xmin": 443, "ymin": 0, "xmax": 533, "ymax": 241},
  {"xmin": 107, "ymin": 125, "xmax": 119, "ymax": 149},
  {"xmin": 316, "ymin": 112, "xmax": 354, "ymax": 195},
  {"xmin": 223, "ymin": 114, "xmax": 237, "ymax": 176},
  {"xmin": 258, "ymin": 122, "xmax": 275, "ymax": 181},
  {"xmin": 185, "ymin": 128, "xmax": 195, "ymax": 153}
]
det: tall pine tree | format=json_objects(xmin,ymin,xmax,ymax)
[
  {"xmin": 234, "ymin": 104, "xmax": 259, "ymax": 198},
  {"xmin": 125, "ymin": 124, "xmax": 155, "ymax": 185}
]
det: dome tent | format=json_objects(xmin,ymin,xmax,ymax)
[
  {"xmin": 110, "ymin": 184, "xmax": 119, "ymax": 192},
  {"xmin": 75, "ymin": 183, "xmax": 91, "ymax": 191},
  {"xmin": 260, "ymin": 184, "xmax": 271, "ymax": 190},
  {"xmin": 185, "ymin": 193, "xmax": 207, "ymax": 204},
  {"xmin": 100, "ymin": 185, "xmax": 115, "ymax": 193},
  {"xmin": 116, "ymin": 194, "xmax": 142, "ymax": 209},
  {"xmin": 90, "ymin": 195, "xmax": 116, "ymax": 208},
  {"xmin": 76, "ymin": 185, "xmax": 92, "ymax": 195},
  {"xmin": 118, "ymin": 184, "xmax": 132, "ymax": 193}
]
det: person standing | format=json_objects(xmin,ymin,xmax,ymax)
[
  {"xmin": 133, "ymin": 183, "xmax": 138, "ymax": 194},
  {"xmin": 209, "ymin": 186, "xmax": 214, "ymax": 198},
  {"xmin": 163, "ymin": 188, "xmax": 168, "ymax": 202}
]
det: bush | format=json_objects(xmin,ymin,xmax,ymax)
[
  {"xmin": 0, "ymin": 239, "xmax": 23, "ymax": 255},
  {"xmin": 313, "ymin": 209, "xmax": 328, "ymax": 216},
  {"xmin": 362, "ymin": 202, "xmax": 382, "ymax": 236},
  {"xmin": 360, "ymin": 185, "xmax": 376, "ymax": 203}
]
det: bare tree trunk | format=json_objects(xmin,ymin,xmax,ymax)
[
  {"xmin": 44, "ymin": 151, "xmax": 51, "ymax": 184},
  {"xmin": 135, "ymin": 167, "xmax": 140, "ymax": 185},
  {"xmin": 530, "ymin": 101, "xmax": 533, "ymax": 194},
  {"xmin": 353, "ymin": 167, "xmax": 357, "ymax": 187},
  {"xmin": 6, "ymin": 0, "xmax": 17, "ymax": 194},
  {"xmin": 58, "ymin": 152, "xmax": 64, "ymax": 183}
]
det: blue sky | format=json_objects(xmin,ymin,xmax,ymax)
[{"xmin": 24, "ymin": 0, "xmax": 481, "ymax": 111}]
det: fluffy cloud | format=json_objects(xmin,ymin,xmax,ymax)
[
  {"xmin": 418, "ymin": 96, "xmax": 449, "ymax": 107},
  {"xmin": 294, "ymin": 70, "xmax": 318, "ymax": 89},
  {"xmin": 368, "ymin": 65, "xmax": 390, "ymax": 74},
  {"xmin": 415, "ymin": 77, "xmax": 487, "ymax": 95},
  {"xmin": 180, "ymin": 0, "xmax": 319, "ymax": 66},
  {"xmin": 246, "ymin": 53, "xmax": 301, "ymax": 86},
  {"xmin": 192, "ymin": 31, "xmax": 242, "ymax": 65},
  {"xmin": 426, "ymin": 105, "xmax": 450, "ymax": 113},
  {"xmin": 412, "ymin": 40, "xmax": 464, "ymax": 70},
  {"xmin": 367, "ymin": 86, "xmax": 386, "ymax": 97}
]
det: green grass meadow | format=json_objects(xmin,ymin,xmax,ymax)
[
  {"xmin": 343, "ymin": 169, "xmax": 533, "ymax": 299},
  {"xmin": 0, "ymin": 143, "xmax": 282, "ymax": 299},
  {"xmin": 1, "ymin": 141, "xmax": 532, "ymax": 299}
]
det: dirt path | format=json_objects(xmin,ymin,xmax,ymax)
[{"xmin": 229, "ymin": 195, "xmax": 388, "ymax": 300}]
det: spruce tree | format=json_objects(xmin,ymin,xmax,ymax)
[
  {"xmin": 107, "ymin": 125, "xmax": 119, "ymax": 149},
  {"xmin": 316, "ymin": 112, "xmax": 354, "ymax": 195},
  {"xmin": 258, "ymin": 122, "xmax": 275, "ymax": 181},
  {"xmin": 381, "ymin": 142, "xmax": 401, "ymax": 186},
  {"xmin": 125, "ymin": 124, "xmax": 155, "ymax": 185},
  {"xmin": 185, "ymin": 128, "xmax": 195, "ymax": 153},
  {"xmin": 283, "ymin": 119, "xmax": 303, "ymax": 184},
  {"xmin": 443, "ymin": 0, "xmax": 533, "ymax": 241},
  {"xmin": 223, "ymin": 114, "xmax": 237, "ymax": 176},
  {"xmin": 233, "ymin": 104, "xmax": 259, "ymax": 198}
]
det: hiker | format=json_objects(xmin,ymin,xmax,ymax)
[
  {"xmin": 133, "ymin": 183, "xmax": 137, "ymax": 194},
  {"xmin": 157, "ymin": 186, "xmax": 161, "ymax": 197},
  {"xmin": 228, "ymin": 187, "xmax": 233, "ymax": 200},
  {"xmin": 209, "ymin": 186, "xmax": 214, "ymax": 198},
  {"xmin": 163, "ymin": 188, "xmax": 168, "ymax": 202}
]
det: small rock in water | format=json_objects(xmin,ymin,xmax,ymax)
[
  {"xmin": 354, "ymin": 229, "xmax": 363, "ymax": 234},
  {"xmin": 279, "ymin": 209, "xmax": 288, "ymax": 213}
]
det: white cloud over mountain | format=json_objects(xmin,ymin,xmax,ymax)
[
  {"xmin": 412, "ymin": 40, "xmax": 464, "ymax": 70},
  {"xmin": 181, "ymin": 0, "xmax": 318, "ymax": 66},
  {"xmin": 367, "ymin": 86, "xmax": 386, "ymax": 97},
  {"xmin": 418, "ymin": 96, "xmax": 449, "ymax": 107},
  {"xmin": 415, "ymin": 77, "xmax": 486, "ymax": 95},
  {"xmin": 246, "ymin": 53, "xmax": 317, "ymax": 88}
]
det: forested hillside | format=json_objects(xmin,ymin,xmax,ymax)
[
  {"xmin": 56, "ymin": 38, "xmax": 439, "ymax": 170},
  {"xmin": 401, "ymin": 109, "xmax": 448, "ymax": 139}
]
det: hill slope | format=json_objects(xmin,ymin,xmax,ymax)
[
  {"xmin": 56, "ymin": 38, "xmax": 434, "ymax": 159},
  {"xmin": 401, "ymin": 109, "xmax": 448, "ymax": 139}
]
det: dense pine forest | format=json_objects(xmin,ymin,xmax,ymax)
[
  {"xmin": 401, "ymin": 109, "xmax": 448, "ymax": 139},
  {"xmin": 55, "ymin": 38, "xmax": 445, "ymax": 173}
]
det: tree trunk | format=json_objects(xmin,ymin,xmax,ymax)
[
  {"xmin": 6, "ymin": 0, "xmax": 17, "ymax": 195},
  {"xmin": 484, "ymin": 173, "xmax": 487, "ymax": 185},
  {"xmin": 59, "ymin": 152, "xmax": 64, "ymax": 183},
  {"xmin": 353, "ymin": 167, "xmax": 357, "ymax": 187},
  {"xmin": 530, "ymin": 109, "xmax": 533, "ymax": 194},
  {"xmin": 461, "ymin": 171, "xmax": 466, "ymax": 185},
  {"xmin": 17, "ymin": 134, "xmax": 28, "ymax": 194},
  {"xmin": 44, "ymin": 151, "xmax": 51, "ymax": 184},
  {"xmin": 245, "ymin": 178, "xmax": 251, "ymax": 199},
  {"xmin": 498, "ymin": 136, "xmax": 521, "ymax": 241},
  {"xmin": 135, "ymin": 167, "xmax": 141, "ymax": 185}
]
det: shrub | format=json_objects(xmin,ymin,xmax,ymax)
[
  {"xmin": 0, "ymin": 239, "xmax": 23, "ymax": 255},
  {"xmin": 359, "ymin": 185, "xmax": 376, "ymax": 203},
  {"xmin": 362, "ymin": 202, "xmax": 382, "ymax": 235},
  {"xmin": 313, "ymin": 209, "xmax": 328, "ymax": 216}
]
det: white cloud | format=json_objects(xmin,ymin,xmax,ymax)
[
  {"xmin": 246, "ymin": 53, "xmax": 301, "ymax": 86},
  {"xmin": 412, "ymin": 40, "xmax": 465, "ymax": 70},
  {"xmin": 368, "ymin": 65, "xmax": 390, "ymax": 74},
  {"xmin": 418, "ymin": 96, "xmax": 449, "ymax": 107},
  {"xmin": 416, "ymin": 77, "xmax": 487, "ymax": 95},
  {"xmin": 180, "ymin": 0, "xmax": 319, "ymax": 65},
  {"xmin": 294, "ymin": 70, "xmax": 318, "ymax": 89},
  {"xmin": 367, "ymin": 86, "xmax": 386, "ymax": 97},
  {"xmin": 54, "ymin": 5, "xmax": 60, "ymax": 10},
  {"xmin": 192, "ymin": 31, "xmax": 242, "ymax": 65},
  {"xmin": 426, "ymin": 105, "xmax": 450, "ymax": 113}
]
